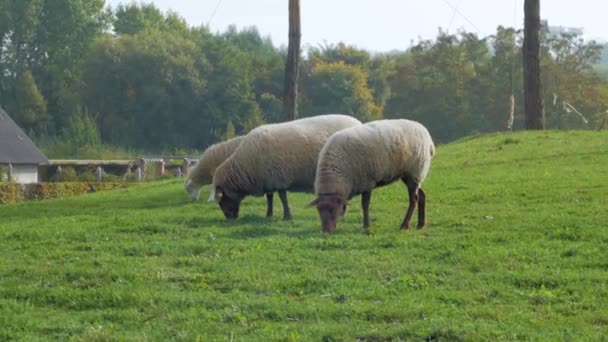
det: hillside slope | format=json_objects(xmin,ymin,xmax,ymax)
[{"xmin": 1, "ymin": 130, "xmax": 607, "ymax": 340}]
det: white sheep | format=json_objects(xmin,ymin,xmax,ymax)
[
  {"xmin": 212, "ymin": 114, "xmax": 362, "ymax": 220},
  {"xmin": 310, "ymin": 119, "xmax": 435, "ymax": 232},
  {"xmin": 184, "ymin": 136, "xmax": 244, "ymax": 202}
]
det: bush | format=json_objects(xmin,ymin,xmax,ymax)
[
  {"xmin": 0, "ymin": 182, "xmax": 131, "ymax": 205},
  {"xmin": 0, "ymin": 183, "xmax": 24, "ymax": 204}
]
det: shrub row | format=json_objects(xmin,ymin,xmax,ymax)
[{"xmin": 0, "ymin": 182, "xmax": 131, "ymax": 205}]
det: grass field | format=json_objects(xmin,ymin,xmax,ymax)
[{"xmin": 1, "ymin": 130, "xmax": 607, "ymax": 341}]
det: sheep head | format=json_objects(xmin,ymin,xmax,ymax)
[
  {"xmin": 215, "ymin": 186, "xmax": 242, "ymax": 219},
  {"xmin": 184, "ymin": 178, "xmax": 201, "ymax": 201},
  {"xmin": 309, "ymin": 194, "xmax": 347, "ymax": 233}
]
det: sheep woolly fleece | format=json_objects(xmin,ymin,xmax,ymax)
[
  {"xmin": 314, "ymin": 119, "xmax": 435, "ymax": 199},
  {"xmin": 213, "ymin": 114, "xmax": 362, "ymax": 199},
  {"xmin": 184, "ymin": 135, "xmax": 244, "ymax": 200}
]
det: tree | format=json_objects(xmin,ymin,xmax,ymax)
[
  {"xmin": 523, "ymin": 0, "xmax": 545, "ymax": 129},
  {"xmin": 282, "ymin": 0, "xmax": 300, "ymax": 121},
  {"xmin": 385, "ymin": 32, "xmax": 484, "ymax": 142},
  {"xmin": 307, "ymin": 43, "xmax": 392, "ymax": 109},
  {"xmin": 83, "ymin": 30, "xmax": 209, "ymax": 148},
  {"xmin": 223, "ymin": 121, "xmax": 236, "ymax": 140},
  {"xmin": 6, "ymin": 70, "xmax": 48, "ymax": 132},
  {"xmin": 113, "ymin": 3, "xmax": 186, "ymax": 35},
  {"xmin": 302, "ymin": 61, "xmax": 382, "ymax": 121}
]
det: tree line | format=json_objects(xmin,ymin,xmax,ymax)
[{"xmin": 1, "ymin": 1, "xmax": 607, "ymax": 155}]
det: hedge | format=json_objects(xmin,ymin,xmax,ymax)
[{"xmin": 0, "ymin": 182, "xmax": 132, "ymax": 205}]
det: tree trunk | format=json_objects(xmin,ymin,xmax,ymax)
[
  {"xmin": 282, "ymin": 0, "xmax": 300, "ymax": 121},
  {"xmin": 523, "ymin": 0, "xmax": 545, "ymax": 129}
]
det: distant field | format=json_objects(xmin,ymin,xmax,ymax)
[{"xmin": 1, "ymin": 130, "xmax": 607, "ymax": 340}]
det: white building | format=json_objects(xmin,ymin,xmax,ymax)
[{"xmin": 0, "ymin": 106, "xmax": 48, "ymax": 183}]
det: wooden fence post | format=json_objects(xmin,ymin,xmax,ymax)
[
  {"xmin": 156, "ymin": 160, "xmax": 165, "ymax": 178},
  {"xmin": 135, "ymin": 167, "xmax": 142, "ymax": 182},
  {"xmin": 181, "ymin": 158, "xmax": 190, "ymax": 177},
  {"xmin": 96, "ymin": 166, "xmax": 103, "ymax": 183},
  {"xmin": 7, "ymin": 163, "xmax": 13, "ymax": 182}
]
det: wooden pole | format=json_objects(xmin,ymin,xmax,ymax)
[
  {"xmin": 523, "ymin": 0, "xmax": 545, "ymax": 129},
  {"xmin": 282, "ymin": 0, "xmax": 301, "ymax": 121}
]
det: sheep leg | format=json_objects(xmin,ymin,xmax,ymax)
[
  {"xmin": 266, "ymin": 193, "xmax": 274, "ymax": 217},
  {"xmin": 278, "ymin": 190, "xmax": 292, "ymax": 220},
  {"xmin": 401, "ymin": 179, "xmax": 419, "ymax": 230},
  {"xmin": 417, "ymin": 188, "xmax": 426, "ymax": 229},
  {"xmin": 361, "ymin": 191, "xmax": 372, "ymax": 228}
]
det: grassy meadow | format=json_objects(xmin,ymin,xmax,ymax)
[{"xmin": 1, "ymin": 130, "xmax": 607, "ymax": 341}]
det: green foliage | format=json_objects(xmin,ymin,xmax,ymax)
[
  {"xmin": 223, "ymin": 121, "xmax": 236, "ymax": 140},
  {"xmin": 594, "ymin": 64, "xmax": 608, "ymax": 80},
  {"xmin": 307, "ymin": 42, "xmax": 391, "ymax": 110},
  {"xmin": 5, "ymin": 70, "xmax": 48, "ymax": 132},
  {"xmin": 84, "ymin": 29, "xmax": 210, "ymax": 148},
  {"xmin": 0, "ymin": 181, "xmax": 129, "ymax": 204},
  {"xmin": 0, "ymin": 182, "xmax": 24, "ymax": 204},
  {"xmin": 1, "ymin": 131, "xmax": 607, "ymax": 340},
  {"xmin": 241, "ymin": 107, "xmax": 267, "ymax": 133},
  {"xmin": 302, "ymin": 61, "xmax": 382, "ymax": 121},
  {"xmin": 40, "ymin": 140, "xmax": 136, "ymax": 160},
  {"xmin": 113, "ymin": 3, "xmax": 187, "ymax": 35}
]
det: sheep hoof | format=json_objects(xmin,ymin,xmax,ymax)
[
  {"xmin": 400, "ymin": 225, "xmax": 410, "ymax": 230},
  {"xmin": 283, "ymin": 215, "xmax": 292, "ymax": 221},
  {"xmin": 416, "ymin": 222, "xmax": 426, "ymax": 229}
]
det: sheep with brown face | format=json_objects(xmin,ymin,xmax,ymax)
[
  {"xmin": 212, "ymin": 114, "xmax": 362, "ymax": 220},
  {"xmin": 310, "ymin": 119, "xmax": 435, "ymax": 232}
]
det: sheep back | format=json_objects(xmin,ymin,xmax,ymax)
[
  {"xmin": 315, "ymin": 119, "xmax": 435, "ymax": 199},
  {"xmin": 213, "ymin": 114, "xmax": 362, "ymax": 198}
]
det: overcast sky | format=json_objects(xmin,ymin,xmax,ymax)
[{"xmin": 105, "ymin": 0, "xmax": 607, "ymax": 52}]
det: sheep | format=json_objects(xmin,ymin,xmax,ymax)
[
  {"xmin": 310, "ymin": 119, "xmax": 435, "ymax": 232},
  {"xmin": 184, "ymin": 136, "xmax": 244, "ymax": 202},
  {"xmin": 212, "ymin": 114, "xmax": 362, "ymax": 220}
]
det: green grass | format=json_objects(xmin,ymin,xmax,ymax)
[{"xmin": 1, "ymin": 130, "xmax": 607, "ymax": 340}]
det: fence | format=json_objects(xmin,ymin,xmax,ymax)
[{"xmin": 40, "ymin": 156, "xmax": 200, "ymax": 183}]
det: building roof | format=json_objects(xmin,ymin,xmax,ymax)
[{"xmin": 0, "ymin": 106, "xmax": 48, "ymax": 165}]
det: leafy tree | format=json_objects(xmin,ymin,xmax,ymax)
[
  {"xmin": 5, "ymin": 70, "xmax": 48, "ymax": 132},
  {"xmin": 84, "ymin": 29, "xmax": 209, "ymax": 148},
  {"xmin": 223, "ymin": 121, "xmax": 236, "ymax": 140},
  {"xmin": 113, "ymin": 3, "xmax": 187, "ymax": 35},
  {"xmin": 222, "ymin": 26, "xmax": 285, "ymax": 123},
  {"xmin": 385, "ymin": 32, "xmax": 482, "ymax": 142},
  {"xmin": 542, "ymin": 31, "xmax": 606, "ymax": 128},
  {"xmin": 301, "ymin": 61, "xmax": 382, "ymax": 121},
  {"xmin": 0, "ymin": 0, "xmax": 108, "ymax": 136},
  {"xmin": 241, "ymin": 107, "xmax": 266, "ymax": 133},
  {"xmin": 307, "ymin": 43, "xmax": 391, "ymax": 108}
]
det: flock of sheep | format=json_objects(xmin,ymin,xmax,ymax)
[{"xmin": 184, "ymin": 114, "xmax": 435, "ymax": 233}]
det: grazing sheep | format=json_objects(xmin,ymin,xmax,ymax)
[
  {"xmin": 213, "ymin": 114, "xmax": 362, "ymax": 220},
  {"xmin": 185, "ymin": 136, "xmax": 244, "ymax": 202},
  {"xmin": 310, "ymin": 119, "xmax": 435, "ymax": 232}
]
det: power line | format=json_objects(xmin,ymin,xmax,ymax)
[
  {"xmin": 207, "ymin": 0, "xmax": 224, "ymax": 26},
  {"xmin": 441, "ymin": 0, "xmax": 481, "ymax": 33},
  {"xmin": 447, "ymin": 0, "xmax": 463, "ymax": 32}
]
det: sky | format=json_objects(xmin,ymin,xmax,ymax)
[{"xmin": 105, "ymin": 0, "xmax": 607, "ymax": 52}]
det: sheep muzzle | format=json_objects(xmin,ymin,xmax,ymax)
[{"xmin": 312, "ymin": 194, "xmax": 346, "ymax": 233}]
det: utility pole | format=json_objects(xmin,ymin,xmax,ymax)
[
  {"xmin": 523, "ymin": 0, "xmax": 545, "ymax": 129},
  {"xmin": 282, "ymin": 0, "xmax": 300, "ymax": 121}
]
